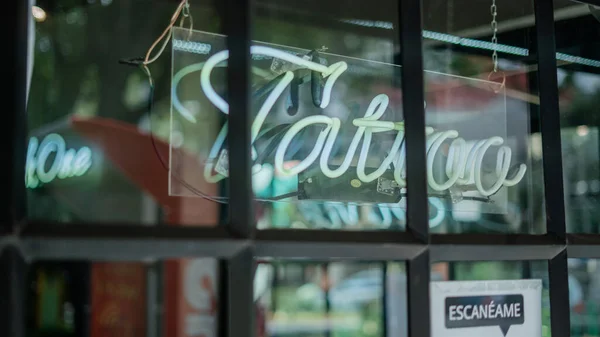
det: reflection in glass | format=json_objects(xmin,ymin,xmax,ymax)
[
  {"xmin": 555, "ymin": 1, "xmax": 600, "ymax": 233},
  {"xmin": 255, "ymin": 262, "xmax": 406, "ymax": 337},
  {"xmin": 422, "ymin": 0, "xmax": 544, "ymax": 234},
  {"xmin": 25, "ymin": 258, "xmax": 219, "ymax": 337},
  {"xmin": 26, "ymin": 1, "xmax": 224, "ymax": 225}
]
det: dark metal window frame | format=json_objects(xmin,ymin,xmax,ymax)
[{"xmin": 3, "ymin": 0, "xmax": 600, "ymax": 336}]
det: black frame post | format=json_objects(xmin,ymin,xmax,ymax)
[
  {"xmin": 1, "ymin": 0, "xmax": 29, "ymax": 334},
  {"xmin": 399, "ymin": 0, "xmax": 431, "ymax": 336},
  {"xmin": 1, "ymin": 0, "xmax": 29, "ymax": 231},
  {"xmin": 535, "ymin": 0, "xmax": 567, "ymax": 242},
  {"xmin": 225, "ymin": 1, "xmax": 255, "ymax": 336},
  {"xmin": 228, "ymin": 247, "xmax": 255, "ymax": 337},
  {"xmin": 399, "ymin": 0, "xmax": 429, "ymax": 243},
  {"xmin": 407, "ymin": 251, "xmax": 430, "ymax": 337},
  {"xmin": 534, "ymin": 0, "xmax": 570, "ymax": 336},
  {"xmin": 226, "ymin": 0, "xmax": 254, "ymax": 239},
  {"xmin": 0, "ymin": 246, "xmax": 26, "ymax": 337}
]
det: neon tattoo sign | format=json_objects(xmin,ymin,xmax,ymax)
[
  {"xmin": 26, "ymin": 133, "xmax": 92, "ymax": 189},
  {"xmin": 173, "ymin": 45, "xmax": 527, "ymax": 198}
]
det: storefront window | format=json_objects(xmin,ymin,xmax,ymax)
[
  {"xmin": 555, "ymin": 1, "xmax": 600, "ymax": 233},
  {"xmin": 4, "ymin": 0, "xmax": 591, "ymax": 337},
  {"xmin": 24, "ymin": 0, "xmax": 558, "ymax": 232}
]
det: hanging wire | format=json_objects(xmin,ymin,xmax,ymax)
[
  {"xmin": 119, "ymin": 1, "xmax": 232, "ymax": 204},
  {"xmin": 143, "ymin": 0, "xmax": 192, "ymax": 65},
  {"xmin": 119, "ymin": 0, "xmax": 193, "ymax": 67}
]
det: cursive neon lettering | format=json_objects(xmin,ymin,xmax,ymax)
[
  {"xmin": 26, "ymin": 133, "xmax": 92, "ymax": 189},
  {"xmin": 173, "ymin": 46, "xmax": 527, "ymax": 197}
]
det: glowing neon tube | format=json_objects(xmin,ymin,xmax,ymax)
[{"xmin": 172, "ymin": 45, "xmax": 527, "ymax": 197}]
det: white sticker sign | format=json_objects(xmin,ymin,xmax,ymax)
[{"xmin": 430, "ymin": 279, "xmax": 542, "ymax": 337}]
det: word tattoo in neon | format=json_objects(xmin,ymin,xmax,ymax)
[
  {"xmin": 173, "ymin": 45, "xmax": 527, "ymax": 197},
  {"xmin": 26, "ymin": 133, "xmax": 92, "ymax": 189}
]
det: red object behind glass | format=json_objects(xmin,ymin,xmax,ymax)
[
  {"xmin": 72, "ymin": 116, "xmax": 266, "ymax": 337},
  {"xmin": 90, "ymin": 263, "xmax": 147, "ymax": 337}
]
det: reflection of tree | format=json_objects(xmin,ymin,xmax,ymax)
[
  {"xmin": 449, "ymin": 55, "xmax": 486, "ymax": 77},
  {"xmin": 29, "ymin": 1, "xmax": 221, "ymax": 129},
  {"xmin": 30, "ymin": 0, "xmax": 399, "ymax": 132},
  {"xmin": 560, "ymin": 71, "xmax": 600, "ymax": 126},
  {"xmin": 86, "ymin": 1, "xmax": 146, "ymax": 122},
  {"xmin": 26, "ymin": 2, "xmax": 226, "ymax": 224}
]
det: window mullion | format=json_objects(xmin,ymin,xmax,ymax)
[
  {"xmin": 400, "ymin": 0, "xmax": 429, "ymax": 243},
  {"xmin": 534, "ymin": 1, "xmax": 570, "ymax": 336},
  {"xmin": 226, "ymin": 0, "xmax": 254, "ymax": 239},
  {"xmin": 2, "ymin": 0, "xmax": 29, "ymax": 230},
  {"xmin": 534, "ymin": 0, "xmax": 566, "ymax": 240},
  {"xmin": 0, "ymin": 246, "xmax": 26, "ymax": 337},
  {"xmin": 399, "ymin": 0, "xmax": 430, "ymax": 337}
]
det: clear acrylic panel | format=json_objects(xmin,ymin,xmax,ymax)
[{"xmin": 170, "ymin": 25, "xmax": 524, "ymax": 231}]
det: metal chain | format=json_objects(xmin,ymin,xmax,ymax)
[
  {"xmin": 491, "ymin": 0, "xmax": 498, "ymax": 72},
  {"xmin": 182, "ymin": 0, "xmax": 190, "ymax": 17}
]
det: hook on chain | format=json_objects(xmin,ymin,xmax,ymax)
[
  {"xmin": 487, "ymin": 71, "xmax": 506, "ymax": 94},
  {"xmin": 179, "ymin": 0, "xmax": 193, "ymax": 40}
]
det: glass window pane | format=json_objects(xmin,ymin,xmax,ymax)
[
  {"xmin": 247, "ymin": 1, "xmax": 406, "ymax": 230},
  {"xmin": 555, "ymin": 1, "xmax": 600, "ymax": 233},
  {"xmin": 422, "ymin": 0, "xmax": 545, "ymax": 234},
  {"xmin": 26, "ymin": 1, "xmax": 225, "ymax": 226},
  {"xmin": 256, "ymin": 261, "xmax": 407, "ymax": 337},
  {"xmin": 568, "ymin": 258, "xmax": 600, "ymax": 336},
  {"xmin": 24, "ymin": 257, "xmax": 220, "ymax": 337}
]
